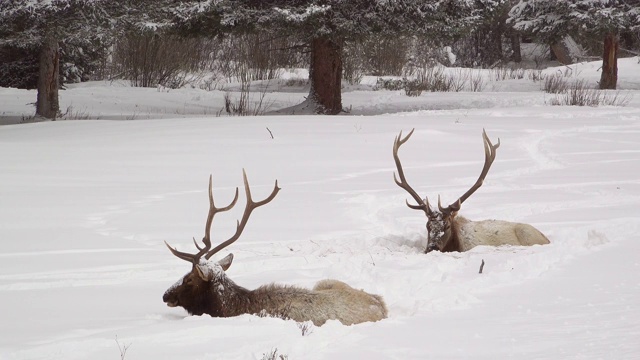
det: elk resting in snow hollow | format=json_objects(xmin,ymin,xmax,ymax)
[
  {"xmin": 392, "ymin": 129, "xmax": 550, "ymax": 254},
  {"xmin": 163, "ymin": 169, "xmax": 388, "ymax": 326}
]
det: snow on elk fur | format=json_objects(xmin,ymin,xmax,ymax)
[
  {"xmin": 392, "ymin": 129, "xmax": 550, "ymax": 253},
  {"xmin": 163, "ymin": 170, "xmax": 388, "ymax": 326}
]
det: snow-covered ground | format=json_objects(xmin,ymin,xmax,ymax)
[{"xmin": 1, "ymin": 58, "xmax": 639, "ymax": 359}]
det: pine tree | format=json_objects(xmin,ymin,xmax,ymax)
[
  {"xmin": 170, "ymin": 0, "xmax": 479, "ymax": 114},
  {"xmin": 508, "ymin": 0, "xmax": 640, "ymax": 89},
  {"xmin": 454, "ymin": 0, "xmax": 517, "ymax": 67},
  {"xmin": 0, "ymin": 0, "xmax": 165, "ymax": 119}
]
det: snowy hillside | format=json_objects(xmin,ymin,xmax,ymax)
[{"xmin": 1, "ymin": 59, "xmax": 639, "ymax": 359}]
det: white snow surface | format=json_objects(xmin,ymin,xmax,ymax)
[{"xmin": 1, "ymin": 59, "xmax": 640, "ymax": 359}]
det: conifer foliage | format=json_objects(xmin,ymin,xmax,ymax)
[
  {"xmin": 170, "ymin": 0, "xmax": 480, "ymax": 114},
  {"xmin": 0, "ymin": 0, "xmax": 164, "ymax": 118},
  {"xmin": 2, "ymin": 1, "xmax": 102, "ymax": 117},
  {"xmin": 508, "ymin": 0, "xmax": 640, "ymax": 89}
]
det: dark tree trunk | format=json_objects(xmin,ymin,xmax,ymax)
[
  {"xmin": 548, "ymin": 44, "xmax": 557, "ymax": 61},
  {"xmin": 492, "ymin": 28, "xmax": 503, "ymax": 60},
  {"xmin": 599, "ymin": 33, "xmax": 618, "ymax": 90},
  {"xmin": 510, "ymin": 34, "xmax": 522, "ymax": 63},
  {"xmin": 308, "ymin": 37, "xmax": 342, "ymax": 115},
  {"xmin": 506, "ymin": 0, "xmax": 521, "ymax": 63},
  {"xmin": 36, "ymin": 34, "xmax": 60, "ymax": 119}
]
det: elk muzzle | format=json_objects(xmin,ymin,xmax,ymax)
[
  {"xmin": 425, "ymin": 243, "xmax": 439, "ymax": 253},
  {"xmin": 163, "ymin": 291, "xmax": 178, "ymax": 307}
]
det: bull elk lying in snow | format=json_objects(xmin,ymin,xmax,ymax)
[
  {"xmin": 393, "ymin": 129, "xmax": 550, "ymax": 253},
  {"xmin": 164, "ymin": 170, "xmax": 387, "ymax": 326}
]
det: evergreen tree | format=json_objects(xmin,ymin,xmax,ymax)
[
  {"xmin": 170, "ymin": 0, "xmax": 479, "ymax": 114},
  {"xmin": 0, "ymin": 46, "xmax": 39, "ymax": 89},
  {"xmin": 453, "ymin": 0, "xmax": 518, "ymax": 67},
  {"xmin": 509, "ymin": 0, "xmax": 640, "ymax": 89},
  {"xmin": 0, "ymin": 0, "xmax": 164, "ymax": 118}
]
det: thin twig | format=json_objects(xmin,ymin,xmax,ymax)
[
  {"xmin": 479, "ymin": 259, "xmax": 485, "ymax": 274},
  {"xmin": 266, "ymin": 127, "xmax": 274, "ymax": 139},
  {"xmin": 115, "ymin": 335, "xmax": 131, "ymax": 360}
]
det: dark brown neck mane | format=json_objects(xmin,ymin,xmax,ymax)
[
  {"xmin": 441, "ymin": 215, "xmax": 464, "ymax": 252},
  {"xmin": 210, "ymin": 276, "xmax": 317, "ymax": 319}
]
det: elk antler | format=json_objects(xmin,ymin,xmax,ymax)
[
  {"xmin": 438, "ymin": 129, "xmax": 500, "ymax": 215},
  {"xmin": 205, "ymin": 169, "xmax": 280, "ymax": 259},
  {"xmin": 392, "ymin": 129, "xmax": 433, "ymax": 217},
  {"xmin": 165, "ymin": 169, "xmax": 280, "ymax": 264},
  {"xmin": 165, "ymin": 174, "xmax": 239, "ymax": 264}
]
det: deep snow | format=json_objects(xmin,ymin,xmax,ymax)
[{"xmin": 1, "ymin": 59, "xmax": 640, "ymax": 359}]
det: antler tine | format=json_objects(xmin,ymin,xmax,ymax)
[
  {"xmin": 202, "ymin": 174, "xmax": 239, "ymax": 247},
  {"xmin": 166, "ymin": 174, "xmax": 239, "ymax": 265},
  {"xmin": 205, "ymin": 169, "xmax": 280, "ymax": 259},
  {"xmin": 392, "ymin": 129, "xmax": 433, "ymax": 217},
  {"xmin": 440, "ymin": 129, "xmax": 500, "ymax": 214},
  {"xmin": 193, "ymin": 237, "xmax": 203, "ymax": 250},
  {"xmin": 165, "ymin": 241, "xmax": 200, "ymax": 263}
]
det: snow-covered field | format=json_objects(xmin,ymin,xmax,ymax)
[{"xmin": 1, "ymin": 59, "xmax": 640, "ymax": 359}]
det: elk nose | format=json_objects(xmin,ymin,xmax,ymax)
[{"xmin": 425, "ymin": 244, "xmax": 438, "ymax": 254}]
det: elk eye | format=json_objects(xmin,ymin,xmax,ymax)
[{"xmin": 185, "ymin": 277, "xmax": 193, "ymax": 285}]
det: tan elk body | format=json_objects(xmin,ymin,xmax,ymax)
[
  {"xmin": 434, "ymin": 215, "xmax": 550, "ymax": 252},
  {"xmin": 163, "ymin": 170, "xmax": 387, "ymax": 326},
  {"xmin": 393, "ymin": 129, "xmax": 550, "ymax": 253}
]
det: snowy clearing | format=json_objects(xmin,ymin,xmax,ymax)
[{"xmin": 1, "ymin": 59, "xmax": 640, "ymax": 359}]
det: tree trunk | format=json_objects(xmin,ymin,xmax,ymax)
[
  {"xmin": 510, "ymin": 34, "xmax": 522, "ymax": 63},
  {"xmin": 548, "ymin": 44, "xmax": 557, "ymax": 61},
  {"xmin": 599, "ymin": 33, "xmax": 618, "ymax": 90},
  {"xmin": 36, "ymin": 34, "xmax": 60, "ymax": 119},
  {"xmin": 308, "ymin": 37, "xmax": 342, "ymax": 115},
  {"xmin": 492, "ymin": 29, "xmax": 503, "ymax": 61}
]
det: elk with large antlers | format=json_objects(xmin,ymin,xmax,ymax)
[
  {"xmin": 163, "ymin": 169, "xmax": 387, "ymax": 326},
  {"xmin": 393, "ymin": 129, "xmax": 550, "ymax": 254}
]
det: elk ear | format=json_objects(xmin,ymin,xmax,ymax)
[
  {"xmin": 218, "ymin": 253, "xmax": 234, "ymax": 271},
  {"xmin": 195, "ymin": 263, "xmax": 213, "ymax": 281}
]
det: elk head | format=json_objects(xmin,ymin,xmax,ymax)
[
  {"xmin": 163, "ymin": 169, "xmax": 279, "ymax": 316},
  {"xmin": 393, "ymin": 129, "xmax": 500, "ymax": 253}
]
